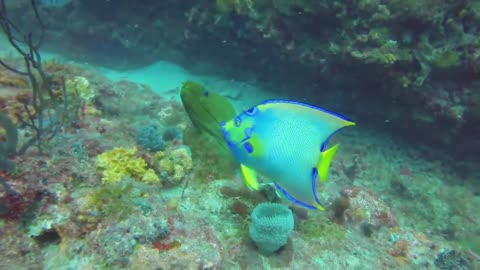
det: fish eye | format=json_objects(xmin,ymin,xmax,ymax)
[
  {"xmin": 245, "ymin": 106, "xmax": 257, "ymax": 116},
  {"xmin": 234, "ymin": 117, "xmax": 241, "ymax": 127}
]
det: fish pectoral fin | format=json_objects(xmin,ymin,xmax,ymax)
[
  {"xmin": 317, "ymin": 143, "xmax": 339, "ymax": 183},
  {"xmin": 240, "ymin": 164, "xmax": 259, "ymax": 190}
]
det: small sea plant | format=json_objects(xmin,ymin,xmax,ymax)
[
  {"xmin": 162, "ymin": 126, "xmax": 182, "ymax": 141},
  {"xmin": 136, "ymin": 125, "xmax": 166, "ymax": 152}
]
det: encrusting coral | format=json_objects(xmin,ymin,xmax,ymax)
[{"xmin": 95, "ymin": 146, "xmax": 160, "ymax": 184}]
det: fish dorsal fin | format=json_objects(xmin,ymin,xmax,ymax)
[
  {"xmin": 317, "ymin": 143, "xmax": 339, "ymax": 183},
  {"xmin": 259, "ymin": 99, "xmax": 355, "ymax": 130},
  {"xmin": 241, "ymin": 164, "xmax": 259, "ymax": 190}
]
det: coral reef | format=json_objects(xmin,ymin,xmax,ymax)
[
  {"xmin": 153, "ymin": 146, "xmax": 193, "ymax": 186},
  {"xmin": 96, "ymin": 213, "xmax": 170, "ymax": 266},
  {"xmin": 162, "ymin": 126, "xmax": 182, "ymax": 141},
  {"xmin": 435, "ymin": 249, "xmax": 478, "ymax": 270},
  {"xmin": 136, "ymin": 125, "xmax": 166, "ymax": 152},
  {"xmin": 340, "ymin": 186, "xmax": 398, "ymax": 229}
]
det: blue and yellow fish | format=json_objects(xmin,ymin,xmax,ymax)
[{"xmin": 221, "ymin": 100, "xmax": 355, "ymax": 210}]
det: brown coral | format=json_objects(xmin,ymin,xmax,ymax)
[
  {"xmin": 341, "ymin": 186, "xmax": 398, "ymax": 228},
  {"xmin": 387, "ymin": 239, "xmax": 409, "ymax": 264},
  {"xmin": 0, "ymin": 69, "xmax": 29, "ymax": 90}
]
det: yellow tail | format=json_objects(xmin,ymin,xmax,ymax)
[{"xmin": 317, "ymin": 144, "xmax": 339, "ymax": 183}]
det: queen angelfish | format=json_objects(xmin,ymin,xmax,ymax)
[{"xmin": 221, "ymin": 99, "xmax": 355, "ymax": 210}]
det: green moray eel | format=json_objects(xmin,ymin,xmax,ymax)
[{"xmin": 180, "ymin": 80, "xmax": 236, "ymax": 149}]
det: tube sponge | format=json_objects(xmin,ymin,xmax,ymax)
[{"xmin": 248, "ymin": 203, "xmax": 294, "ymax": 255}]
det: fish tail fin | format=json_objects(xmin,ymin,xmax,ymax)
[
  {"xmin": 344, "ymin": 121, "xmax": 356, "ymax": 127},
  {"xmin": 317, "ymin": 144, "xmax": 339, "ymax": 183},
  {"xmin": 241, "ymin": 164, "xmax": 259, "ymax": 190}
]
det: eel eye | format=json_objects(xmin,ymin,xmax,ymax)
[
  {"xmin": 245, "ymin": 106, "xmax": 257, "ymax": 116},
  {"xmin": 234, "ymin": 118, "xmax": 241, "ymax": 127}
]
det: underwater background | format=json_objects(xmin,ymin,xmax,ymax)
[{"xmin": 0, "ymin": 0, "xmax": 479, "ymax": 269}]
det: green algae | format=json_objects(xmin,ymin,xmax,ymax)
[
  {"xmin": 429, "ymin": 50, "xmax": 461, "ymax": 69},
  {"xmin": 456, "ymin": 237, "xmax": 480, "ymax": 256},
  {"xmin": 298, "ymin": 215, "xmax": 347, "ymax": 240},
  {"xmin": 82, "ymin": 178, "xmax": 151, "ymax": 220}
]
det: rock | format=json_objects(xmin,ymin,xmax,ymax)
[{"xmin": 340, "ymin": 186, "xmax": 398, "ymax": 229}]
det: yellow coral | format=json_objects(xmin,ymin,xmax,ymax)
[
  {"xmin": 158, "ymin": 158, "xmax": 175, "ymax": 175},
  {"xmin": 172, "ymin": 164, "xmax": 185, "ymax": 183},
  {"xmin": 96, "ymin": 147, "xmax": 160, "ymax": 184},
  {"xmin": 142, "ymin": 169, "xmax": 161, "ymax": 184},
  {"xmin": 153, "ymin": 151, "xmax": 165, "ymax": 161},
  {"xmin": 383, "ymin": 53, "xmax": 397, "ymax": 65},
  {"xmin": 152, "ymin": 147, "xmax": 193, "ymax": 185},
  {"xmin": 171, "ymin": 147, "xmax": 193, "ymax": 171},
  {"xmin": 66, "ymin": 76, "xmax": 95, "ymax": 101}
]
